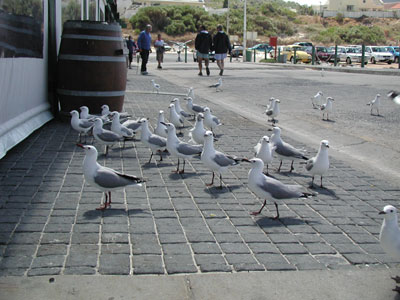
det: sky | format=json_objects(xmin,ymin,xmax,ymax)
[{"xmin": 287, "ymin": 0, "xmax": 327, "ymax": 6}]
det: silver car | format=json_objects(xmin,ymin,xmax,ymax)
[
  {"xmin": 365, "ymin": 46, "xmax": 394, "ymax": 64},
  {"xmin": 338, "ymin": 46, "xmax": 370, "ymax": 65}
]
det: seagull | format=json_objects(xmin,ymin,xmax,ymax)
[
  {"xmin": 366, "ymin": 94, "xmax": 381, "ymax": 116},
  {"xmin": 265, "ymin": 99, "xmax": 280, "ymax": 124},
  {"xmin": 311, "ymin": 91, "xmax": 323, "ymax": 109},
  {"xmin": 379, "ymin": 205, "xmax": 400, "ymax": 260},
  {"xmin": 201, "ymin": 131, "xmax": 240, "ymax": 188},
  {"xmin": 270, "ymin": 126, "xmax": 308, "ymax": 172},
  {"xmin": 121, "ymin": 117, "xmax": 142, "ymax": 134},
  {"xmin": 80, "ymin": 106, "xmax": 99, "ymax": 120},
  {"xmin": 172, "ymin": 98, "xmax": 191, "ymax": 119},
  {"xmin": 70, "ymin": 110, "xmax": 94, "ymax": 143},
  {"xmin": 92, "ymin": 118, "xmax": 124, "ymax": 155},
  {"xmin": 154, "ymin": 110, "xmax": 168, "ymax": 138},
  {"xmin": 379, "ymin": 205, "xmax": 400, "ymax": 291},
  {"xmin": 187, "ymin": 87, "xmax": 194, "ymax": 99},
  {"xmin": 243, "ymin": 158, "xmax": 312, "ymax": 219},
  {"xmin": 254, "ymin": 136, "xmax": 276, "ymax": 175},
  {"xmin": 320, "ymin": 97, "xmax": 334, "ymax": 121},
  {"xmin": 185, "ymin": 97, "xmax": 206, "ymax": 119},
  {"xmin": 265, "ymin": 97, "xmax": 275, "ymax": 110},
  {"xmin": 188, "ymin": 113, "xmax": 206, "ymax": 145},
  {"xmin": 161, "ymin": 122, "xmax": 203, "ymax": 174},
  {"xmin": 77, "ymin": 144, "xmax": 145, "ymax": 210},
  {"xmin": 110, "ymin": 112, "xmax": 134, "ymax": 139},
  {"xmin": 209, "ymin": 77, "xmax": 223, "ymax": 92},
  {"xmin": 203, "ymin": 107, "xmax": 222, "ymax": 134},
  {"xmin": 305, "ymin": 140, "xmax": 330, "ymax": 188},
  {"xmin": 139, "ymin": 118, "xmax": 167, "ymax": 163},
  {"xmin": 101, "ymin": 104, "xmax": 131, "ymax": 120},
  {"xmin": 151, "ymin": 79, "xmax": 160, "ymax": 93},
  {"xmin": 168, "ymin": 103, "xmax": 184, "ymax": 134},
  {"xmin": 388, "ymin": 90, "xmax": 400, "ymax": 105}
]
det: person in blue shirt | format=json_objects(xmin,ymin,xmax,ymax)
[
  {"xmin": 126, "ymin": 36, "xmax": 137, "ymax": 69},
  {"xmin": 137, "ymin": 24, "xmax": 152, "ymax": 75}
]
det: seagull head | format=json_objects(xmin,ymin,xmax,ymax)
[
  {"xmin": 169, "ymin": 103, "xmax": 175, "ymax": 109},
  {"xmin": 185, "ymin": 97, "xmax": 193, "ymax": 102},
  {"xmin": 272, "ymin": 126, "xmax": 281, "ymax": 135},
  {"xmin": 80, "ymin": 106, "xmax": 89, "ymax": 113},
  {"xmin": 318, "ymin": 91, "xmax": 323, "ymax": 96},
  {"xmin": 321, "ymin": 140, "xmax": 329, "ymax": 149},
  {"xmin": 379, "ymin": 205, "xmax": 398, "ymax": 221},
  {"xmin": 77, "ymin": 144, "xmax": 98, "ymax": 156},
  {"xmin": 241, "ymin": 157, "xmax": 264, "ymax": 167},
  {"xmin": 376, "ymin": 94, "xmax": 381, "ymax": 98},
  {"xmin": 203, "ymin": 130, "xmax": 213, "ymax": 140},
  {"xmin": 262, "ymin": 136, "xmax": 270, "ymax": 144},
  {"xmin": 159, "ymin": 110, "xmax": 164, "ymax": 115},
  {"xmin": 275, "ymin": 99, "xmax": 281, "ymax": 103},
  {"xmin": 110, "ymin": 111, "xmax": 119, "ymax": 119},
  {"xmin": 70, "ymin": 110, "xmax": 79, "ymax": 117},
  {"xmin": 269, "ymin": 97, "xmax": 275, "ymax": 102},
  {"xmin": 327, "ymin": 97, "xmax": 334, "ymax": 102},
  {"xmin": 203, "ymin": 107, "xmax": 210, "ymax": 114},
  {"xmin": 197, "ymin": 113, "xmax": 204, "ymax": 121},
  {"xmin": 93, "ymin": 118, "xmax": 103, "ymax": 127},
  {"xmin": 160, "ymin": 122, "xmax": 176, "ymax": 133}
]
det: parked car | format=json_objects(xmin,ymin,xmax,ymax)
[
  {"xmin": 281, "ymin": 45, "xmax": 312, "ymax": 63},
  {"xmin": 337, "ymin": 46, "xmax": 369, "ymax": 65},
  {"xmin": 384, "ymin": 46, "xmax": 399, "ymax": 63},
  {"xmin": 365, "ymin": 46, "xmax": 394, "ymax": 64},
  {"xmin": 193, "ymin": 50, "xmax": 215, "ymax": 62},
  {"xmin": 163, "ymin": 43, "xmax": 172, "ymax": 52},
  {"xmin": 303, "ymin": 46, "xmax": 334, "ymax": 62},
  {"xmin": 294, "ymin": 42, "xmax": 313, "ymax": 47},
  {"xmin": 248, "ymin": 43, "xmax": 273, "ymax": 52},
  {"xmin": 231, "ymin": 45, "xmax": 244, "ymax": 57}
]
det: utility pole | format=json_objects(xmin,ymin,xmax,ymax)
[
  {"xmin": 243, "ymin": 0, "xmax": 247, "ymax": 62},
  {"xmin": 226, "ymin": 0, "xmax": 229, "ymax": 35}
]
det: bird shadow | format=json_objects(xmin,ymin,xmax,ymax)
[
  {"xmin": 308, "ymin": 185, "xmax": 338, "ymax": 198},
  {"xmin": 142, "ymin": 161, "xmax": 170, "ymax": 169},
  {"xmin": 394, "ymin": 290, "xmax": 400, "ymax": 300},
  {"xmin": 322, "ymin": 119, "xmax": 336, "ymax": 123},
  {"xmin": 203, "ymin": 184, "xmax": 242, "ymax": 195},
  {"xmin": 168, "ymin": 171, "xmax": 205, "ymax": 180},
  {"xmin": 371, "ymin": 114, "xmax": 384, "ymax": 118},
  {"xmin": 255, "ymin": 216, "xmax": 307, "ymax": 228},
  {"xmin": 214, "ymin": 133, "xmax": 224, "ymax": 138},
  {"xmin": 278, "ymin": 170, "xmax": 309, "ymax": 178}
]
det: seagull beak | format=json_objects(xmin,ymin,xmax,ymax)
[
  {"xmin": 241, "ymin": 158, "xmax": 251, "ymax": 163},
  {"xmin": 326, "ymin": 145, "xmax": 329, "ymax": 148},
  {"xmin": 160, "ymin": 122, "xmax": 167, "ymax": 126},
  {"xmin": 76, "ymin": 144, "xmax": 84, "ymax": 148},
  {"xmin": 379, "ymin": 211, "xmax": 386, "ymax": 215}
]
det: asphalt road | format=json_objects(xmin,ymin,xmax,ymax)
[{"xmin": 156, "ymin": 53, "xmax": 400, "ymax": 186}]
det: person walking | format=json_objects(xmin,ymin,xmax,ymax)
[
  {"xmin": 137, "ymin": 24, "xmax": 152, "ymax": 75},
  {"xmin": 154, "ymin": 33, "xmax": 165, "ymax": 69},
  {"xmin": 213, "ymin": 24, "xmax": 231, "ymax": 76},
  {"xmin": 126, "ymin": 36, "xmax": 137, "ymax": 69},
  {"xmin": 195, "ymin": 25, "xmax": 212, "ymax": 76}
]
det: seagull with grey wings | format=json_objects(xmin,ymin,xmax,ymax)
[
  {"xmin": 320, "ymin": 97, "xmax": 334, "ymax": 121},
  {"xmin": 254, "ymin": 136, "xmax": 276, "ymax": 176},
  {"xmin": 243, "ymin": 158, "xmax": 313, "ymax": 219},
  {"xmin": 188, "ymin": 113, "xmax": 206, "ymax": 145},
  {"xmin": 265, "ymin": 99, "xmax": 280, "ymax": 124},
  {"xmin": 366, "ymin": 94, "xmax": 381, "ymax": 116},
  {"xmin": 209, "ymin": 77, "xmax": 223, "ymax": 92},
  {"xmin": 172, "ymin": 98, "xmax": 191, "ymax": 119},
  {"xmin": 70, "ymin": 110, "xmax": 94, "ymax": 143},
  {"xmin": 92, "ymin": 118, "xmax": 124, "ymax": 155},
  {"xmin": 185, "ymin": 97, "xmax": 206, "ymax": 119},
  {"xmin": 201, "ymin": 131, "xmax": 241, "ymax": 189},
  {"xmin": 151, "ymin": 79, "xmax": 160, "ymax": 93},
  {"xmin": 139, "ymin": 118, "xmax": 167, "ymax": 163},
  {"xmin": 203, "ymin": 107, "xmax": 222, "ymax": 134},
  {"xmin": 154, "ymin": 110, "xmax": 168, "ymax": 138},
  {"xmin": 161, "ymin": 122, "xmax": 203, "ymax": 174},
  {"xmin": 270, "ymin": 126, "xmax": 308, "ymax": 172},
  {"xmin": 77, "ymin": 144, "xmax": 145, "ymax": 210},
  {"xmin": 305, "ymin": 140, "xmax": 330, "ymax": 188},
  {"xmin": 168, "ymin": 103, "xmax": 184, "ymax": 134},
  {"xmin": 311, "ymin": 91, "xmax": 323, "ymax": 109},
  {"xmin": 388, "ymin": 90, "xmax": 400, "ymax": 105}
]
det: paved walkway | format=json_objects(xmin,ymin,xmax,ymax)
[{"xmin": 0, "ymin": 60, "xmax": 399, "ymax": 298}]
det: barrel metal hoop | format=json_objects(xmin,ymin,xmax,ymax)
[
  {"xmin": 62, "ymin": 34, "xmax": 123, "ymax": 41},
  {"xmin": 63, "ymin": 22, "xmax": 122, "ymax": 32},
  {"xmin": 57, "ymin": 89, "xmax": 125, "ymax": 97},
  {"xmin": 58, "ymin": 54, "xmax": 126, "ymax": 62}
]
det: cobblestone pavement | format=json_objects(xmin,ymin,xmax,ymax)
[{"xmin": 0, "ymin": 71, "xmax": 399, "ymax": 277}]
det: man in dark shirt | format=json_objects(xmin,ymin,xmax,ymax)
[
  {"xmin": 137, "ymin": 24, "xmax": 152, "ymax": 75},
  {"xmin": 195, "ymin": 25, "xmax": 212, "ymax": 76},
  {"xmin": 213, "ymin": 24, "xmax": 231, "ymax": 76}
]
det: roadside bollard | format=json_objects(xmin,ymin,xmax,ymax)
[
  {"xmin": 254, "ymin": 49, "xmax": 256, "ymax": 62},
  {"xmin": 312, "ymin": 46, "xmax": 315, "ymax": 65},
  {"xmin": 293, "ymin": 48, "xmax": 297, "ymax": 64},
  {"xmin": 334, "ymin": 45, "xmax": 338, "ymax": 67},
  {"xmin": 184, "ymin": 46, "xmax": 187, "ymax": 63},
  {"xmin": 361, "ymin": 44, "xmax": 365, "ymax": 68}
]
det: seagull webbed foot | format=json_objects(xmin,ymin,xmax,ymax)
[
  {"xmin": 393, "ymin": 286, "xmax": 400, "ymax": 293},
  {"xmin": 250, "ymin": 211, "xmax": 261, "ymax": 216},
  {"xmin": 96, "ymin": 204, "xmax": 107, "ymax": 210},
  {"xmin": 392, "ymin": 276, "xmax": 400, "ymax": 284}
]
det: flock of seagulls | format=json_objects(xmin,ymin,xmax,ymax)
[{"xmin": 69, "ymin": 81, "xmax": 400, "ymax": 285}]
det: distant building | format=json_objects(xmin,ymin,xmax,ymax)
[{"xmin": 327, "ymin": 0, "xmax": 384, "ymax": 11}]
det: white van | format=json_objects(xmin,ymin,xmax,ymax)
[{"xmin": 365, "ymin": 46, "xmax": 394, "ymax": 64}]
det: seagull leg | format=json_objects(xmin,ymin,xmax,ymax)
[
  {"xmin": 392, "ymin": 276, "xmax": 400, "ymax": 284},
  {"xmin": 309, "ymin": 176, "xmax": 315, "ymax": 188},
  {"xmin": 393, "ymin": 286, "xmax": 400, "ymax": 293},
  {"xmin": 251, "ymin": 200, "xmax": 267, "ymax": 216},
  {"xmin": 290, "ymin": 160, "xmax": 294, "ymax": 172},
  {"xmin": 148, "ymin": 152, "xmax": 154, "ymax": 164},
  {"xmin": 277, "ymin": 160, "xmax": 282, "ymax": 172},
  {"xmin": 174, "ymin": 159, "xmax": 180, "ymax": 173},
  {"xmin": 96, "ymin": 193, "xmax": 107, "ymax": 210},
  {"xmin": 206, "ymin": 172, "xmax": 215, "ymax": 186},
  {"xmin": 179, "ymin": 160, "xmax": 186, "ymax": 174},
  {"xmin": 217, "ymin": 174, "xmax": 223, "ymax": 189},
  {"xmin": 320, "ymin": 176, "xmax": 325, "ymax": 189},
  {"xmin": 157, "ymin": 150, "xmax": 163, "ymax": 162},
  {"xmin": 272, "ymin": 202, "xmax": 280, "ymax": 220},
  {"xmin": 105, "ymin": 145, "xmax": 109, "ymax": 156}
]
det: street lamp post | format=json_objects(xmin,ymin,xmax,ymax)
[{"xmin": 243, "ymin": 0, "xmax": 247, "ymax": 62}]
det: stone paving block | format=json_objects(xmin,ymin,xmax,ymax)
[
  {"xmin": 316, "ymin": 255, "xmax": 350, "ymax": 267},
  {"xmin": 286, "ymin": 254, "xmax": 325, "ymax": 270},
  {"xmin": 73, "ymin": 224, "xmax": 100, "ymax": 233},
  {"xmin": 31, "ymin": 255, "xmax": 65, "ymax": 269},
  {"xmin": 27, "ymin": 267, "xmax": 61, "ymax": 276},
  {"xmin": 268, "ymin": 234, "xmax": 299, "ymax": 244},
  {"xmin": 44, "ymin": 223, "xmax": 73, "ymax": 233},
  {"xmin": 65, "ymin": 253, "xmax": 98, "ymax": 268},
  {"xmin": 158, "ymin": 233, "xmax": 187, "ymax": 244},
  {"xmin": 71, "ymin": 233, "xmax": 99, "ymax": 244},
  {"xmin": 162, "ymin": 243, "xmax": 192, "ymax": 255},
  {"xmin": 0, "ymin": 255, "xmax": 33, "ymax": 269},
  {"xmin": 225, "ymin": 254, "xmax": 258, "ymax": 265},
  {"xmin": 132, "ymin": 255, "xmax": 164, "ymax": 274},
  {"xmin": 9, "ymin": 232, "xmax": 41, "ymax": 244},
  {"xmin": 41, "ymin": 233, "xmax": 71, "ymax": 244},
  {"xmin": 102, "ymin": 244, "xmax": 130, "ymax": 254},
  {"xmin": 186, "ymin": 232, "xmax": 215, "ymax": 243},
  {"xmin": 164, "ymin": 254, "xmax": 197, "ymax": 274},
  {"xmin": 342, "ymin": 253, "xmax": 378, "ymax": 265},
  {"xmin": 191, "ymin": 243, "xmax": 221, "ymax": 254},
  {"xmin": 101, "ymin": 233, "xmax": 129, "ymax": 244},
  {"xmin": 37, "ymin": 244, "xmax": 68, "ymax": 256},
  {"xmin": 99, "ymin": 254, "xmax": 130, "ymax": 275},
  {"xmin": 276, "ymin": 243, "xmax": 308, "ymax": 255},
  {"xmin": 304, "ymin": 243, "xmax": 337, "ymax": 255},
  {"xmin": 63, "ymin": 267, "xmax": 96, "ymax": 275},
  {"xmin": 248, "ymin": 243, "xmax": 280, "ymax": 254},
  {"xmin": 220, "ymin": 243, "xmax": 251, "ymax": 254}
]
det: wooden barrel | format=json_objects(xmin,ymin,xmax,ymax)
[{"xmin": 57, "ymin": 21, "xmax": 127, "ymax": 116}]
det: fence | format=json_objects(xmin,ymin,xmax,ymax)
[{"xmin": 323, "ymin": 10, "xmax": 397, "ymax": 18}]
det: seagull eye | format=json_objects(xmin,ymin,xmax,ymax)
[{"xmin": 391, "ymin": 210, "xmax": 394, "ymax": 213}]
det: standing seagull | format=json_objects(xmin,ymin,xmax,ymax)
[
  {"xmin": 388, "ymin": 90, "xmax": 400, "ymax": 105},
  {"xmin": 305, "ymin": 140, "xmax": 330, "ymax": 188},
  {"xmin": 189, "ymin": 113, "xmax": 206, "ymax": 145},
  {"xmin": 110, "ymin": 112, "xmax": 134, "ymax": 139},
  {"xmin": 151, "ymin": 79, "xmax": 160, "ymax": 93},
  {"xmin": 70, "ymin": 110, "xmax": 94, "ymax": 143},
  {"xmin": 185, "ymin": 97, "xmax": 206, "ymax": 119},
  {"xmin": 203, "ymin": 107, "xmax": 222, "ymax": 134},
  {"xmin": 201, "ymin": 131, "xmax": 240, "ymax": 188},
  {"xmin": 154, "ymin": 110, "xmax": 168, "ymax": 138},
  {"xmin": 172, "ymin": 98, "xmax": 191, "ymax": 119},
  {"xmin": 265, "ymin": 99, "xmax": 280, "ymax": 124},
  {"xmin": 209, "ymin": 77, "xmax": 223, "ymax": 92},
  {"xmin": 254, "ymin": 136, "xmax": 276, "ymax": 175},
  {"xmin": 77, "ymin": 144, "xmax": 145, "ymax": 210},
  {"xmin": 101, "ymin": 104, "xmax": 131, "ymax": 121},
  {"xmin": 139, "ymin": 118, "xmax": 167, "ymax": 163},
  {"xmin": 80, "ymin": 106, "xmax": 98, "ymax": 120},
  {"xmin": 366, "ymin": 94, "xmax": 381, "ymax": 116},
  {"xmin": 379, "ymin": 204, "xmax": 400, "ymax": 291},
  {"xmin": 187, "ymin": 87, "xmax": 195, "ymax": 99},
  {"xmin": 270, "ymin": 127, "xmax": 308, "ymax": 172},
  {"xmin": 162, "ymin": 122, "xmax": 203, "ymax": 174},
  {"xmin": 311, "ymin": 91, "xmax": 323, "ymax": 109},
  {"xmin": 92, "ymin": 118, "xmax": 123, "ymax": 155},
  {"xmin": 320, "ymin": 97, "xmax": 334, "ymax": 121},
  {"xmin": 243, "ymin": 158, "xmax": 312, "ymax": 219},
  {"xmin": 169, "ymin": 103, "xmax": 184, "ymax": 134}
]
